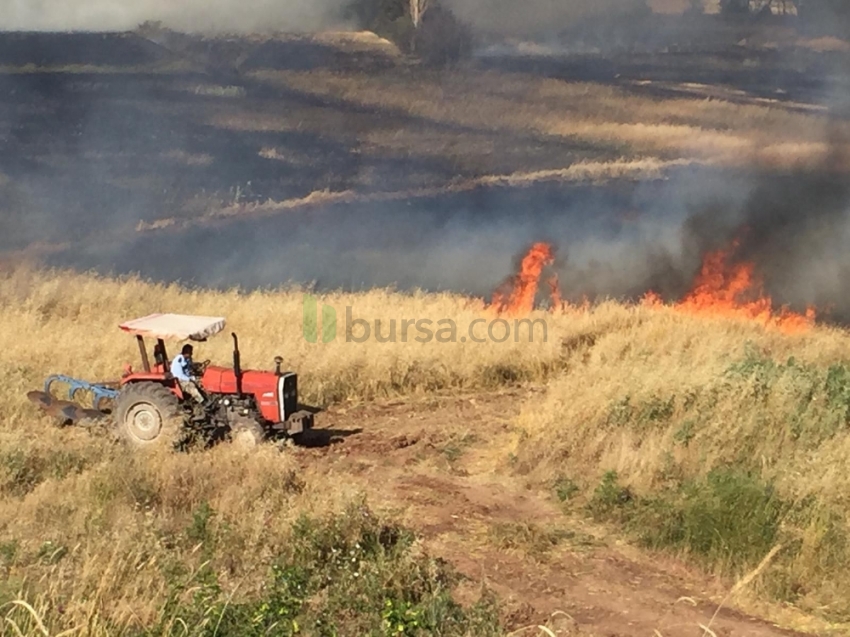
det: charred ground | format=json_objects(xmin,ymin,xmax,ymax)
[{"xmin": 1, "ymin": 20, "xmax": 849, "ymax": 316}]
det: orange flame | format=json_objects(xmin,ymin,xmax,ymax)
[
  {"xmin": 490, "ymin": 242, "xmax": 555, "ymax": 316},
  {"xmin": 490, "ymin": 237, "xmax": 817, "ymax": 335},
  {"xmin": 646, "ymin": 239, "xmax": 816, "ymax": 334}
]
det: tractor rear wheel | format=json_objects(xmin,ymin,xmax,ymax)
[
  {"xmin": 114, "ymin": 383, "xmax": 184, "ymax": 450},
  {"xmin": 229, "ymin": 415, "xmax": 266, "ymax": 449}
]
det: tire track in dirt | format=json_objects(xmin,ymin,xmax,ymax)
[{"xmin": 291, "ymin": 390, "xmax": 818, "ymax": 637}]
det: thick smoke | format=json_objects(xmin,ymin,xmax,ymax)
[
  {"xmin": 549, "ymin": 138, "xmax": 850, "ymax": 321},
  {"xmin": 3, "ymin": 0, "xmax": 350, "ymax": 33},
  {"xmin": 443, "ymin": 0, "xmax": 651, "ymax": 37},
  {"xmin": 4, "ymin": 66, "xmax": 850, "ymax": 322},
  {"xmin": 4, "ymin": 0, "xmax": 669, "ymax": 35},
  {"xmin": 23, "ymin": 147, "xmax": 850, "ymax": 323},
  {"xmin": 690, "ymin": 141, "xmax": 850, "ymax": 317},
  {"xmin": 2, "ymin": 3, "xmax": 850, "ymax": 323}
]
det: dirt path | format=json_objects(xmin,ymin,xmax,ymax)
[{"xmin": 291, "ymin": 389, "xmax": 816, "ymax": 637}]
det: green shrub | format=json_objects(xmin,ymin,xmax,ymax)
[
  {"xmin": 144, "ymin": 500, "xmax": 502, "ymax": 637},
  {"xmin": 553, "ymin": 475, "xmax": 580, "ymax": 503},
  {"xmin": 636, "ymin": 468, "xmax": 787, "ymax": 573},
  {"xmin": 725, "ymin": 354, "xmax": 850, "ymax": 448},
  {"xmin": 0, "ymin": 448, "xmax": 90, "ymax": 497},
  {"xmin": 587, "ymin": 471, "xmax": 634, "ymax": 523},
  {"xmin": 604, "ymin": 394, "xmax": 676, "ymax": 432}
]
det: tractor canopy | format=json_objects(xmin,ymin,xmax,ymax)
[{"xmin": 119, "ymin": 313, "xmax": 226, "ymax": 342}]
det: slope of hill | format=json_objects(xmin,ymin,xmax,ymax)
[
  {"xmin": 0, "ymin": 266, "xmax": 848, "ymax": 635},
  {"xmin": 2, "ymin": 16, "xmax": 850, "ymax": 637}
]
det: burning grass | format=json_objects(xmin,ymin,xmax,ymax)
[
  {"xmin": 489, "ymin": 242, "xmax": 556, "ymax": 317},
  {"xmin": 641, "ymin": 238, "xmax": 818, "ymax": 335},
  {"xmin": 493, "ymin": 243, "xmax": 850, "ymax": 623}
]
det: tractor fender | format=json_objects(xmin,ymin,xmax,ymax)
[{"xmin": 120, "ymin": 374, "xmax": 184, "ymax": 401}]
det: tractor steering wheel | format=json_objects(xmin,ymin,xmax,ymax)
[{"xmin": 194, "ymin": 359, "xmax": 211, "ymax": 375}]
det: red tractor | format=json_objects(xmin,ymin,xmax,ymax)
[{"xmin": 28, "ymin": 313, "xmax": 313, "ymax": 449}]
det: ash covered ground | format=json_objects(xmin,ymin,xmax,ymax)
[{"xmin": 1, "ymin": 15, "xmax": 849, "ymax": 318}]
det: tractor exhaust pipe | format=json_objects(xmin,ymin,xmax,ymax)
[{"xmin": 232, "ymin": 332, "xmax": 243, "ymax": 399}]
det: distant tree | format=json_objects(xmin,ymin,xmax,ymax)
[
  {"xmin": 343, "ymin": 0, "xmax": 471, "ymax": 64},
  {"xmin": 409, "ymin": 0, "xmax": 430, "ymax": 31},
  {"xmin": 413, "ymin": 4, "xmax": 473, "ymax": 65},
  {"xmin": 135, "ymin": 20, "xmax": 168, "ymax": 38}
]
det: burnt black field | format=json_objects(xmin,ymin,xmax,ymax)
[{"xmin": 1, "ymin": 25, "xmax": 849, "ymax": 312}]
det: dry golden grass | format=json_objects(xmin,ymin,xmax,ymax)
[
  {"xmin": 136, "ymin": 157, "xmax": 704, "ymax": 232},
  {"xmin": 0, "ymin": 266, "xmax": 569, "ymax": 410},
  {"xmin": 5, "ymin": 265, "xmax": 850, "ymax": 491},
  {"xmin": 0, "ymin": 443, "xmax": 309, "ymax": 623},
  {"xmin": 514, "ymin": 306, "xmax": 850, "ymax": 490},
  {"xmin": 310, "ymin": 30, "xmax": 403, "ymax": 56},
  {"xmin": 796, "ymin": 36, "xmax": 850, "ymax": 53},
  {"xmin": 0, "ymin": 436, "xmax": 371, "ymax": 634},
  {"xmin": 3, "ymin": 267, "xmax": 850, "ymax": 631},
  {"xmin": 249, "ymin": 68, "xmax": 850, "ymax": 168},
  {"xmin": 512, "ymin": 304, "xmax": 850, "ymax": 622}
]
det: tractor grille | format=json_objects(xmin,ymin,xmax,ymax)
[{"xmin": 277, "ymin": 373, "xmax": 298, "ymax": 422}]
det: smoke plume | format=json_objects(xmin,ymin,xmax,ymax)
[
  {"xmin": 549, "ymin": 138, "xmax": 850, "ymax": 322},
  {"xmin": 2, "ymin": 3, "xmax": 850, "ymax": 325},
  {"xmin": 3, "ymin": 0, "xmax": 350, "ymax": 33},
  {"xmin": 443, "ymin": 0, "xmax": 652, "ymax": 38}
]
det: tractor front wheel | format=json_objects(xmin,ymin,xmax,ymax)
[
  {"xmin": 229, "ymin": 415, "xmax": 266, "ymax": 449},
  {"xmin": 114, "ymin": 383, "xmax": 184, "ymax": 450}
]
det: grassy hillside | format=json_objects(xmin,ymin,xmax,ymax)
[
  {"xmin": 2, "ymin": 266, "xmax": 850, "ymax": 633},
  {"xmin": 512, "ymin": 305, "xmax": 850, "ymax": 624},
  {"xmin": 0, "ymin": 267, "xmax": 526, "ymax": 636}
]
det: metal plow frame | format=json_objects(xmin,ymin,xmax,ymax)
[{"xmin": 27, "ymin": 375, "xmax": 120, "ymax": 425}]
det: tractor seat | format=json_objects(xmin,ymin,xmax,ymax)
[{"xmin": 153, "ymin": 342, "xmax": 174, "ymax": 375}]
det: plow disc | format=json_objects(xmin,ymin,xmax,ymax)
[
  {"xmin": 27, "ymin": 375, "xmax": 119, "ymax": 425},
  {"xmin": 27, "ymin": 391, "xmax": 109, "ymax": 424}
]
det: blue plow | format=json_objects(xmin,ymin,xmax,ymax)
[{"xmin": 27, "ymin": 375, "xmax": 120, "ymax": 424}]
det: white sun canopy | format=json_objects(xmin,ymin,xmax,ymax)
[{"xmin": 119, "ymin": 313, "xmax": 226, "ymax": 341}]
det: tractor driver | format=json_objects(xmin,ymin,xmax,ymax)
[{"xmin": 170, "ymin": 344, "xmax": 206, "ymax": 404}]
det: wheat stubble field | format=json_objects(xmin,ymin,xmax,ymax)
[{"xmin": 2, "ymin": 14, "xmax": 850, "ymax": 637}]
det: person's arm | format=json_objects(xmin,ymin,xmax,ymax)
[{"xmin": 170, "ymin": 355, "xmax": 190, "ymax": 381}]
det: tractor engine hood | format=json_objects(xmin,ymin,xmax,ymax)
[{"xmin": 202, "ymin": 366, "xmax": 295, "ymax": 424}]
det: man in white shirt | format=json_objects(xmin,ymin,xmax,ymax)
[{"xmin": 170, "ymin": 344, "xmax": 206, "ymax": 404}]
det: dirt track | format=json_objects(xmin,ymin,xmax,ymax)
[{"xmin": 290, "ymin": 389, "xmax": 813, "ymax": 637}]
